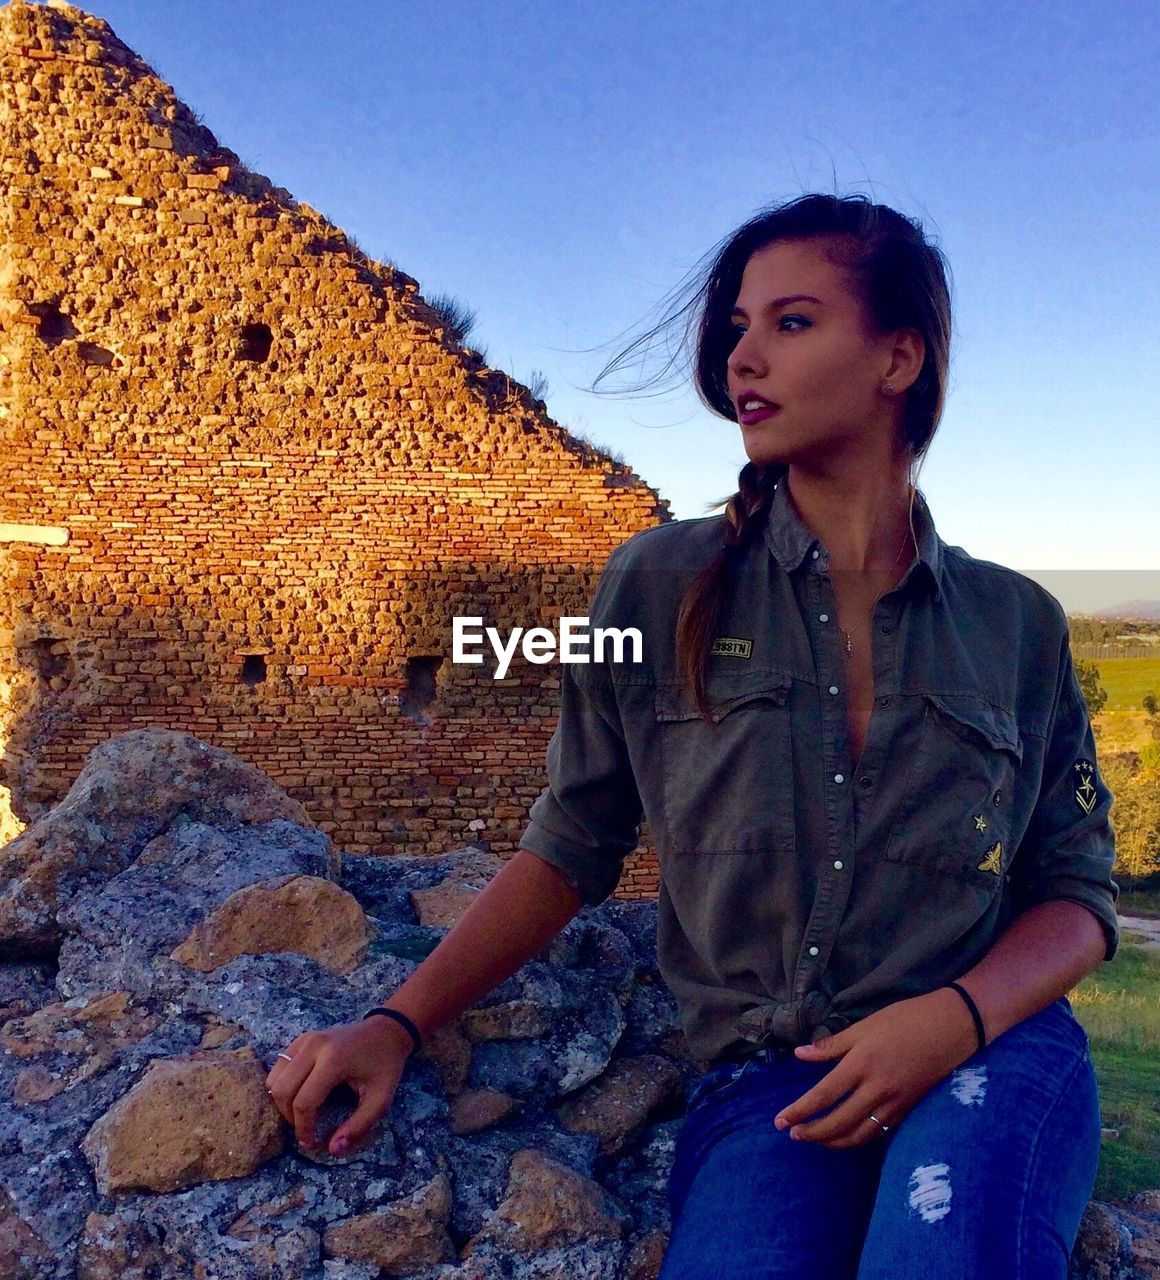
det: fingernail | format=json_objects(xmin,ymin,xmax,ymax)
[
  {"xmin": 334, "ymin": 1136, "xmax": 349, "ymax": 1154},
  {"xmin": 774, "ymin": 1117, "xmax": 787, "ymax": 1130}
]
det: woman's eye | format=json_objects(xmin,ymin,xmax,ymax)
[{"xmin": 729, "ymin": 316, "xmax": 809, "ymax": 339}]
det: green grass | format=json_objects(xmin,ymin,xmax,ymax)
[
  {"xmin": 1091, "ymin": 656, "xmax": 1160, "ymax": 712},
  {"xmin": 1071, "ymin": 937, "xmax": 1160, "ymax": 1203},
  {"xmin": 1118, "ymin": 886, "xmax": 1160, "ymax": 919}
]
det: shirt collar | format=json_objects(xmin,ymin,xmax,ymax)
[{"xmin": 762, "ymin": 476, "xmax": 944, "ymax": 605}]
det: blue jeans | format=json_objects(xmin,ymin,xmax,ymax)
[{"xmin": 660, "ymin": 996, "xmax": 1101, "ymax": 1279}]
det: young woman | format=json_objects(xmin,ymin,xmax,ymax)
[{"xmin": 266, "ymin": 194, "xmax": 1118, "ymax": 1278}]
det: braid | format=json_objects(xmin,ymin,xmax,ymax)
[
  {"xmin": 676, "ymin": 462, "xmax": 787, "ymax": 720},
  {"xmin": 724, "ymin": 461, "xmax": 783, "ymax": 546}
]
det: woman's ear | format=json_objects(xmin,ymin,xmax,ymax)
[{"xmin": 883, "ymin": 327, "xmax": 925, "ymax": 394}]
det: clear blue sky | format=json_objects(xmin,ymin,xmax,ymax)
[{"xmin": 79, "ymin": 0, "xmax": 1158, "ymax": 614}]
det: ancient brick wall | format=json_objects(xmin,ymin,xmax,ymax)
[{"xmin": 0, "ymin": 0, "xmax": 665, "ymax": 899}]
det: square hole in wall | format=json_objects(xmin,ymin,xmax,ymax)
[
  {"xmin": 241, "ymin": 654, "xmax": 267, "ymax": 686},
  {"xmin": 31, "ymin": 637, "xmax": 70, "ymax": 680},
  {"xmin": 400, "ymin": 655, "xmax": 442, "ymax": 719},
  {"xmin": 236, "ymin": 323, "xmax": 273, "ymax": 362}
]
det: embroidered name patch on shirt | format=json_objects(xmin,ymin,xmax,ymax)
[{"xmin": 710, "ymin": 637, "xmax": 753, "ymax": 659}]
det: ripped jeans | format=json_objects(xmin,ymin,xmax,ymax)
[{"xmin": 659, "ymin": 996, "xmax": 1101, "ymax": 1280}]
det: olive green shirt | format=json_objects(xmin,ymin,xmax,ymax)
[{"xmin": 520, "ymin": 481, "xmax": 1120, "ymax": 1064}]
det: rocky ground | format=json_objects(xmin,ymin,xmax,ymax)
[{"xmin": 1, "ymin": 728, "xmax": 1156, "ymax": 1278}]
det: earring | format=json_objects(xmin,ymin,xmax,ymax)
[{"xmin": 882, "ymin": 382, "xmax": 894, "ymax": 394}]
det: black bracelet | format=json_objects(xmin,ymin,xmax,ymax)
[
  {"xmin": 946, "ymin": 982, "xmax": 986, "ymax": 1053},
  {"xmin": 363, "ymin": 1007, "xmax": 423, "ymax": 1055}
]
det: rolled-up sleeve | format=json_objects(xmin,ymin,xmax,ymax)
[
  {"xmin": 519, "ymin": 547, "xmax": 644, "ymax": 907},
  {"xmin": 1009, "ymin": 634, "xmax": 1120, "ymax": 961}
]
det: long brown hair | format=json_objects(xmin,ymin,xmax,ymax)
[{"xmin": 593, "ymin": 193, "xmax": 954, "ymax": 720}]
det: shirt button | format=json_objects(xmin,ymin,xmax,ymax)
[
  {"xmin": 879, "ymin": 624, "xmax": 891, "ymax": 634},
  {"xmin": 812, "ymin": 550, "xmax": 820, "ymax": 559},
  {"xmin": 833, "ymin": 859, "xmax": 844, "ymax": 870},
  {"xmin": 819, "ymin": 613, "xmax": 829, "ymax": 622},
  {"xmin": 808, "ymin": 946, "xmax": 819, "ymax": 956},
  {"xmin": 829, "ymin": 685, "xmax": 839, "ymax": 695},
  {"xmin": 877, "ymin": 696, "xmax": 890, "ymax": 707},
  {"xmin": 834, "ymin": 773, "xmax": 844, "ymax": 784}
]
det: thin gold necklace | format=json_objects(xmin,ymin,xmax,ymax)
[{"xmin": 837, "ymin": 525, "xmax": 913, "ymax": 656}]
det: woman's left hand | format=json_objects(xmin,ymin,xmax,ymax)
[{"xmin": 772, "ymin": 988, "xmax": 981, "ymax": 1149}]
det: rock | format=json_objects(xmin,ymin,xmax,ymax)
[
  {"xmin": 420, "ymin": 1021, "xmax": 475, "ymax": 1098},
  {"xmin": 467, "ymin": 967, "xmax": 626, "ymax": 1099},
  {"xmin": 170, "ymin": 874, "xmax": 373, "ymax": 976},
  {"xmin": 75, "ymin": 1213, "xmax": 167, "ymax": 1280},
  {"xmin": 0, "ymin": 960, "xmax": 56, "ymax": 1022},
  {"xmin": 410, "ymin": 858, "xmax": 502, "ymax": 930},
  {"xmin": 459, "ymin": 1000, "xmax": 549, "ymax": 1043},
  {"xmin": 1073, "ymin": 1197, "xmax": 1160, "ymax": 1279},
  {"xmin": 2, "ymin": 990, "xmax": 157, "ymax": 1102},
  {"xmin": 0, "ymin": 729, "xmax": 328, "ymax": 958},
  {"xmin": 53, "ymin": 817, "xmax": 337, "ymax": 1004},
  {"xmin": 558, "ymin": 1055, "xmax": 683, "ymax": 1155},
  {"xmin": 323, "ymin": 1171, "xmax": 455, "ymax": 1275},
  {"xmin": 624, "ymin": 1228, "xmax": 670, "ymax": 1280},
  {"xmin": 341, "ymin": 847, "xmax": 507, "ymax": 921},
  {"xmin": 223, "ymin": 1182, "xmax": 311, "ymax": 1240},
  {"xmin": 198, "ymin": 1019, "xmax": 249, "ymax": 1049},
  {"xmin": 463, "ymin": 1148, "xmax": 627, "ymax": 1255},
  {"xmin": 0, "ymin": 1184, "xmax": 55, "ymax": 1279},
  {"xmin": 449, "ymin": 1088, "xmax": 519, "ymax": 1136},
  {"xmin": 411, "ymin": 883, "xmax": 483, "ymax": 931},
  {"xmin": 0, "ymin": 727, "xmax": 1150, "ymax": 1278},
  {"xmin": 1116, "ymin": 1191, "xmax": 1160, "ymax": 1276},
  {"xmin": 79, "ymin": 1045, "xmax": 286, "ymax": 1194}
]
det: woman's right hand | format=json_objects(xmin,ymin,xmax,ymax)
[{"xmin": 265, "ymin": 1016, "xmax": 413, "ymax": 1157}]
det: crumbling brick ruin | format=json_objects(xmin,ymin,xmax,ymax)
[{"xmin": 0, "ymin": 0, "xmax": 668, "ymax": 896}]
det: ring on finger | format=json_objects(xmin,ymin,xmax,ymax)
[{"xmin": 267, "ymin": 1051, "xmax": 295, "ymax": 1094}]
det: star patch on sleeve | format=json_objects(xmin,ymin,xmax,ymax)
[{"xmin": 1073, "ymin": 758, "xmax": 1098, "ymax": 814}]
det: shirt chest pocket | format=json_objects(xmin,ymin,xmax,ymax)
[
  {"xmin": 882, "ymin": 693, "xmax": 1024, "ymax": 887},
  {"xmin": 654, "ymin": 671, "xmax": 796, "ymax": 856}
]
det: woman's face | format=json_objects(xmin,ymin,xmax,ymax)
[{"xmin": 725, "ymin": 237, "xmax": 901, "ymax": 469}]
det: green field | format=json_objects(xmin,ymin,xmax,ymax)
[
  {"xmin": 1072, "ymin": 934, "xmax": 1160, "ymax": 1202},
  {"xmin": 1091, "ymin": 656, "xmax": 1160, "ymax": 713},
  {"xmin": 1010, "ymin": 653, "xmax": 1160, "ymax": 1200},
  {"xmin": 1119, "ymin": 880, "xmax": 1160, "ymax": 919}
]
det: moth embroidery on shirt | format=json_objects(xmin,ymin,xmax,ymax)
[
  {"xmin": 977, "ymin": 842, "xmax": 1003, "ymax": 875},
  {"xmin": 710, "ymin": 637, "xmax": 753, "ymax": 659},
  {"xmin": 1073, "ymin": 759, "xmax": 1098, "ymax": 814}
]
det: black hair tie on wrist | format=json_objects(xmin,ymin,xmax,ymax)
[
  {"xmin": 946, "ymin": 981, "xmax": 986, "ymax": 1053},
  {"xmin": 363, "ymin": 1007, "xmax": 422, "ymax": 1055}
]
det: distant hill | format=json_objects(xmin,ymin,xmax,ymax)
[{"xmin": 1092, "ymin": 599, "xmax": 1160, "ymax": 621}]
